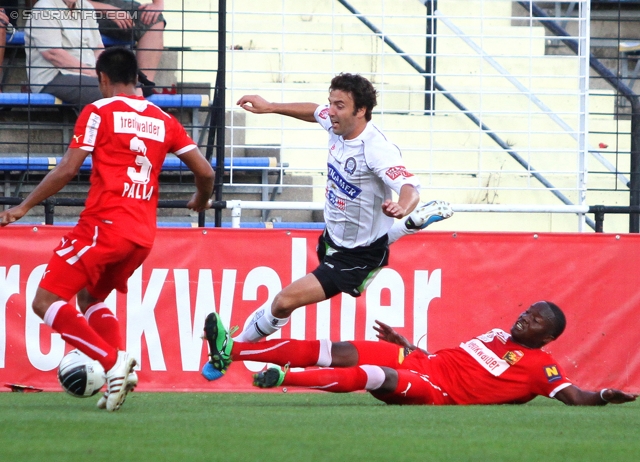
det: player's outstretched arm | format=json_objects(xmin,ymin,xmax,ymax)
[
  {"xmin": 236, "ymin": 95, "xmax": 318, "ymax": 123},
  {"xmin": 0, "ymin": 148, "xmax": 88, "ymax": 226},
  {"xmin": 180, "ymin": 148, "xmax": 215, "ymax": 213},
  {"xmin": 554, "ymin": 384, "xmax": 638, "ymax": 406},
  {"xmin": 374, "ymin": 320, "xmax": 417, "ymax": 350}
]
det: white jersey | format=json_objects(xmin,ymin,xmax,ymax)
[{"xmin": 315, "ymin": 105, "xmax": 421, "ymax": 248}]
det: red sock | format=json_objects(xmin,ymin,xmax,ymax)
[
  {"xmin": 45, "ymin": 301, "xmax": 118, "ymax": 371},
  {"xmin": 84, "ymin": 303, "xmax": 124, "ymax": 350},
  {"xmin": 231, "ymin": 339, "xmax": 321, "ymax": 367},
  {"xmin": 282, "ymin": 366, "xmax": 368, "ymax": 393}
]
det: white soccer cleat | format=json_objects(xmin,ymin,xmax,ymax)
[
  {"xmin": 104, "ymin": 351, "xmax": 137, "ymax": 412},
  {"xmin": 97, "ymin": 370, "xmax": 138, "ymax": 410},
  {"xmin": 97, "ymin": 392, "xmax": 107, "ymax": 410},
  {"xmin": 405, "ymin": 200, "xmax": 453, "ymax": 230}
]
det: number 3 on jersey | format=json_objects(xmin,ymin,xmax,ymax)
[{"xmin": 127, "ymin": 136, "xmax": 152, "ymax": 185}]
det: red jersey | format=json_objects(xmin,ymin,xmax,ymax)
[
  {"xmin": 403, "ymin": 328, "xmax": 572, "ymax": 405},
  {"xmin": 70, "ymin": 95, "xmax": 197, "ymax": 247}
]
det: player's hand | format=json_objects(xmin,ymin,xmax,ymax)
[
  {"xmin": 0, "ymin": 206, "xmax": 27, "ymax": 227},
  {"xmin": 381, "ymin": 200, "xmax": 407, "ymax": 219},
  {"xmin": 373, "ymin": 320, "xmax": 413, "ymax": 349},
  {"xmin": 237, "ymin": 95, "xmax": 272, "ymax": 114},
  {"xmin": 602, "ymin": 388, "xmax": 638, "ymax": 404},
  {"xmin": 187, "ymin": 195, "xmax": 212, "ymax": 213}
]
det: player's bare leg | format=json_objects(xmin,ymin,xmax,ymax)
[{"xmin": 234, "ymin": 273, "xmax": 327, "ymax": 342}]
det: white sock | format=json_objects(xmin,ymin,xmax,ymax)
[
  {"xmin": 316, "ymin": 339, "xmax": 332, "ymax": 367},
  {"xmin": 234, "ymin": 307, "xmax": 290, "ymax": 342},
  {"xmin": 43, "ymin": 300, "xmax": 67, "ymax": 327},
  {"xmin": 387, "ymin": 217, "xmax": 415, "ymax": 244},
  {"xmin": 360, "ymin": 365, "xmax": 386, "ymax": 391}
]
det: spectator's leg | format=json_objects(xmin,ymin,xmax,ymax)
[
  {"xmin": 136, "ymin": 20, "xmax": 164, "ymax": 83},
  {"xmin": 0, "ymin": 28, "xmax": 5, "ymax": 91},
  {"xmin": 42, "ymin": 73, "xmax": 103, "ymax": 107}
]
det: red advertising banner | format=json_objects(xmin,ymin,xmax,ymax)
[{"xmin": 1, "ymin": 226, "xmax": 639, "ymax": 393}]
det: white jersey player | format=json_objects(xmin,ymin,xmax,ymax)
[
  {"xmin": 220, "ymin": 73, "xmax": 452, "ymax": 351},
  {"xmin": 316, "ymin": 103, "xmax": 418, "ymax": 248}
]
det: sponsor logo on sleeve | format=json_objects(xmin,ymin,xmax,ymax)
[
  {"xmin": 502, "ymin": 350, "xmax": 524, "ymax": 366},
  {"xmin": 84, "ymin": 112, "xmax": 101, "ymax": 146},
  {"xmin": 385, "ymin": 166, "xmax": 414, "ymax": 180},
  {"xmin": 318, "ymin": 108, "xmax": 329, "ymax": 119},
  {"xmin": 544, "ymin": 365, "xmax": 562, "ymax": 382}
]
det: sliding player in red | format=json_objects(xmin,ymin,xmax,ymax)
[{"xmin": 203, "ymin": 301, "xmax": 637, "ymax": 406}]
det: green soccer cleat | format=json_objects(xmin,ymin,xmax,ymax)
[
  {"xmin": 253, "ymin": 365, "xmax": 289, "ymax": 388},
  {"xmin": 203, "ymin": 312, "xmax": 237, "ymax": 372}
]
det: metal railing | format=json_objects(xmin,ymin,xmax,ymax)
[
  {"xmin": 519, "ymin": 1, "xmax": 640, "ymax": 233},
  {"xmin": 1, "ymin": 195, "xmax": 636, "ymax": 233}
]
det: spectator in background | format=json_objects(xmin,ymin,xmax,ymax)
[
  {"xmin": 0, "ymin": 8, "xmax": 9, "ymax": 91},
  {"xmin": 88, "ymin": 0, "xmax": 164, "ymax": 93},
  {"xmin": 26, "ymin": 0, "xmax": 104, "ymax": 106}
]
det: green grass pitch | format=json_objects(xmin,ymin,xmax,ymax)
[{"xmin": 1, "ymin": 391, "xmax": 638, "ymax": 462}]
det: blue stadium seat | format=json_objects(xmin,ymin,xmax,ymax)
[
  {"xmin": 0, "ymin": 156, "xmax": 278, "ymax": 172},
  {"xmin": 0, "ymin": 93, "xmax": 61, "ymax": 105},
  {"xmin": 6, "ymin": 29, "xmax": 24, "ymax": 46},
  {"xmin": 100, "ymin": 35, "xmax": 135, "ymax": 48}
]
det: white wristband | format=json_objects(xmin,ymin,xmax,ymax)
[{"xmin": 600, "ymin": 388, "xmax": 609, "ymax": 402}]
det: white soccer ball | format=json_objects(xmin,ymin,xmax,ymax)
[{"xmin": 57, "ymin": 349, "xmax": 106, "ymax": 398}]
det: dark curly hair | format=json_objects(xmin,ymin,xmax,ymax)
[
  {"xmin": 545, "ymin": 301, "xmax": 566, "ymax": 339},
  {"xmin": 329, "ymin": 73, "xmax": 378, "ymax": 121},
  {"xmin": 96, "ymin": 47, "xmax": 138, "ymax": 86}
]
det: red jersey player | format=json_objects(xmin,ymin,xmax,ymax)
[
  {"xmin": 0, "ymin": 47, "xmax": 214, "ymax": 411},
  {"xmin": 202, "ymin": 301, "xmax": 637, "ymax": 406}
]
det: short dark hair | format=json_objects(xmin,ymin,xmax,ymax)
[
  {"xmin": 329, "ymin": 73, "xmax": 377, "ymax": 121},
  {"xmin": 96, "ymin": 47, "xmax": 138, "ymax": 86},
  {"xmin": 545, "ymin": 301, "xmax": 566, "ymax": 339}
]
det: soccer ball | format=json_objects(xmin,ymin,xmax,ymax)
[{"xmin": 57, "ymin": 350, "xmax": 106, "ymax": 398}]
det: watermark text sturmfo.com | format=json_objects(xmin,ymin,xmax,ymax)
[{"xmin": 12, "ymin": 9, "xmax": 138, "ymax": 21}]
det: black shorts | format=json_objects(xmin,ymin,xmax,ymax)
[
  {"xmin": 312, "ymin": 231, "xmax": 389, "ymax": 298},
  {"xmin": 97, "ymin": 0, "xmax": 166, "ymax": 43}
]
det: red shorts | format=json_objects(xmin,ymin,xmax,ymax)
[
  {"xmin": 357, "ymin": 347, "xmax": 454, "ymax": 406},
  {"xmin": 39, "ymin": 218, "xmax": 151, "ymax": 301}
]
